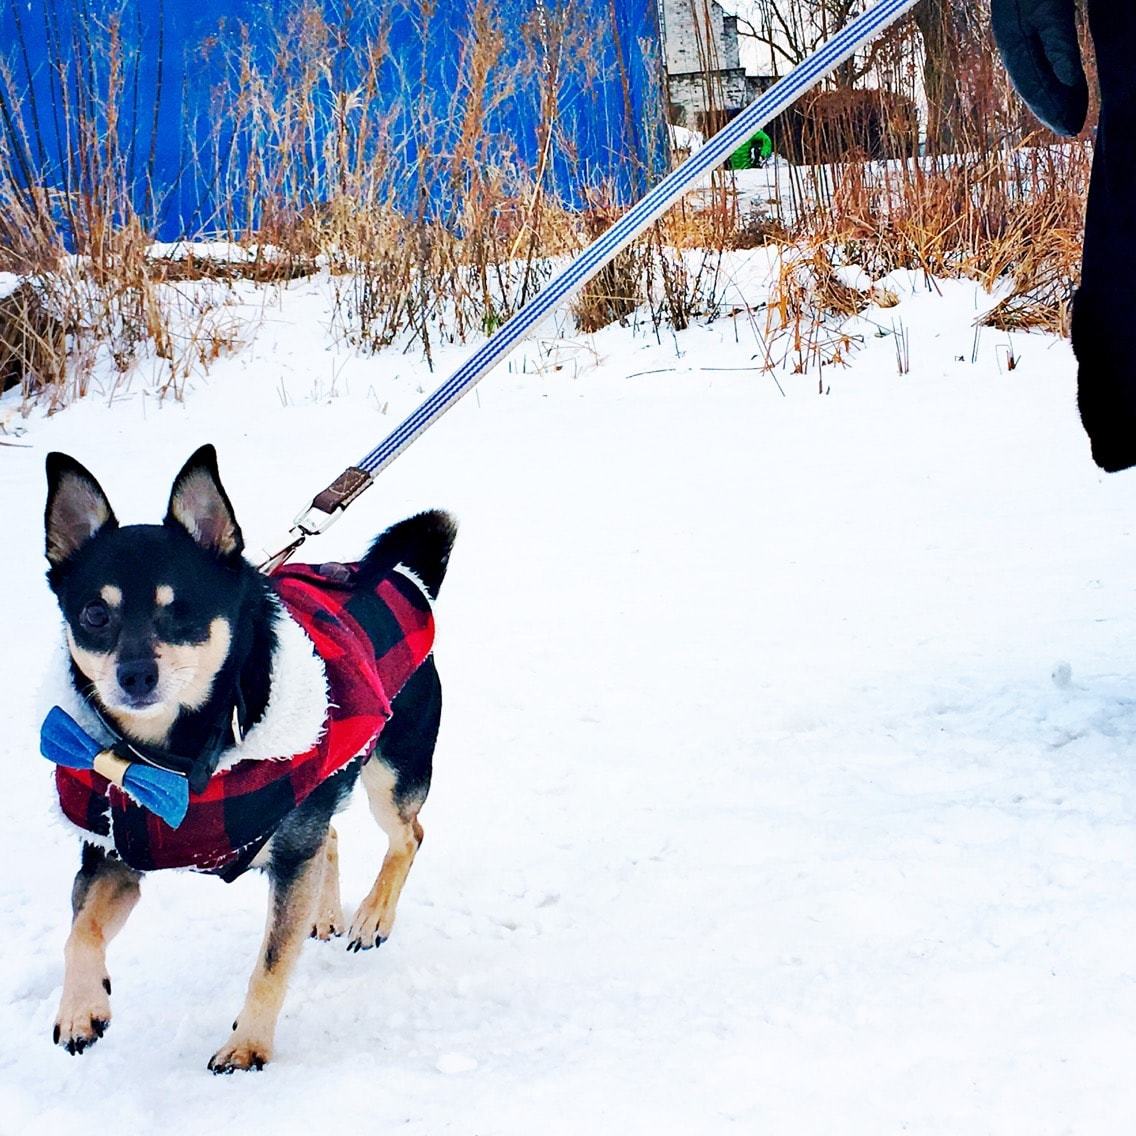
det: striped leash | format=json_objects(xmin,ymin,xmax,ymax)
[{"xmin": 258, "ymin": 0, "xmax": 923, "ymax": 573}]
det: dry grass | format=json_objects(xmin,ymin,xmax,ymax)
[
  {"xmin": 745, "ymin": 130, "xmax": 1090, "ymax": 383},
  {"xmin": 756, "ymin": 4, "xmax": 1095, "ymax": 359},
  {"xmin": 0, "ymin": 283, "xmax": 66, "ymax": 396},
  {"xmin": 770, "ymin": 136, "xmax": 1091, "ymax": 347},
  {"xmin": 0, "ymin": 0, "xmax": 1097, "ymax": 407}
]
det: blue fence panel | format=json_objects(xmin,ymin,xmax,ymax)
[{"xmin": 0, "ymin": 0, "xmax": 666, "ymax": 241}]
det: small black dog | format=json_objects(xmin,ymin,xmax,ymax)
[{"xmin": 43, "ymin": 445, "xmax": 455, "ymax": 1071}]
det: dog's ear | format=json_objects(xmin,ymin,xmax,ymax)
[
  {"xmin": 45, "ymin": 453, "xmax": 118, "ymax": 566},
  {"xmin": 164, "ymin": 444, "xmax": 244, "ymax": 558}
]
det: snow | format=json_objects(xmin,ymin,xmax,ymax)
[
  {"xmin": 2, "ymin": 256, "xmax": 1136, "ymax": 1134},
  {"xmin": 669, "ymin": 124, "xmax": 704, "ymax": 154},
  {"xmin": 145, "ymin": 240, "xmax": 275, "ymax": 263}
]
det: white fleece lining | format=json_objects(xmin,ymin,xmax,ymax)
[
  {"xmin": 392, "ymin": 562, "xmax": 432, "ymax": 601},
  {"xmin": 213, "ymin": 604, "xmax": 329, "ymax": 771}
]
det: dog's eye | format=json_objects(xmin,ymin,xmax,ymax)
[
  {"xmin": 163, "ymin": 600, "xmax": 194, "ymax": 628},
  {"xmin": 80, "ymin": 601, "xmax": 110, "ymax": 629}
]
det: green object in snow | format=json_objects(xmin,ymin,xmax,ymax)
[{"xmin": 728, "ymin": 129, "xmax": 773, "ymax": 169}]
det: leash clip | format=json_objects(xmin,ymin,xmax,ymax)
[
  {"xmin": 256, "ymin": 531, "xmax": 309, "ymax": 575},
  {"xmin": 256, "ymin": 466, "xmax": 374, "ymax": 574}
]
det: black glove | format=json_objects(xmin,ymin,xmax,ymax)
[{"xmin": 991, "ymin": 0, "xmax": 1088, "ymax": 136}]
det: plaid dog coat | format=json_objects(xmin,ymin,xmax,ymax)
[{"xmin": 54, "ymin": 562, "xmax": 435, "ymax": 881}]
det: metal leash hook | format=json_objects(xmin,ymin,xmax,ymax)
[
  {"xmin": 257, "ymin": 0, "xmax": 924, "ymax": 574},
  {"xmin": 257, "ymin": 466, "xmax": 373, "ymax": 574}
]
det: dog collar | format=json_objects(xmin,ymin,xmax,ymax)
[{"xmin": 84, "ymin": 684, "xmax": 248, "ymax": 795}]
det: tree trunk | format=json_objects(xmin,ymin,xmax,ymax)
[{"xmin": 914, "ymin": 0, "xmax": 962, "ymax": 153}]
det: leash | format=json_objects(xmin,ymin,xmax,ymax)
[{"xmin": 257, "ymin": 0, "xmax": 922, "ymax": 573}]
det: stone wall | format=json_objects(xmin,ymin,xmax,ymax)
[{"xmin": 660, "ymin": 0, "xmax": 750, "ymax": 127}]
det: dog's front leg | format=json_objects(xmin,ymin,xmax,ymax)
[
  {"xmin": 311, "ymin": 825, "xmax": 345, "ymax": 940},
  {"xmin": 208, "ymin": 835, "xmax": 325, "ymax": 1073},
  {"xmin": 55, "ymin": 843, "xmax": 141, "ymax": 1055}
]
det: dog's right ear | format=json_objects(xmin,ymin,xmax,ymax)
[
  {"xmin": 164, "ymin": 444, "xmax": 244, "ymax": 559},
  {"xmin": 45, "ymin": 452, "xmax": 118, "ymax": 567}
]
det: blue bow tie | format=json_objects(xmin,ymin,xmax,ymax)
[{"xmin": 40, "ymin": 706, "xmax": 189, "ymax": 829}]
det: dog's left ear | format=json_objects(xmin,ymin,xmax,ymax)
[
  {"xmin": 45, "ymin": 452, "xmax": 119, "ymax": 567},
  {"xmin": 165, "ymin": 445, "xmax": 244, "ymax": 558}
]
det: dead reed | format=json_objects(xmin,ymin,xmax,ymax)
[{"xmin": 759, "ymin": 5, "xmax": 1095, "ymax": 358}]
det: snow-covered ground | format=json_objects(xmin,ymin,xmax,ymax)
[{"xmin": 2, "ymin": 258, "xmax": 1136, "ymax": 1134}]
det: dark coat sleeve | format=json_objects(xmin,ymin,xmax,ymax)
[
  {"xmin": 1071, "ymin": 2, "xmax": 1136, "ymax": 471},
  {"xmin": 996, "ymin": 0, "xmax": 1136, "ymax": 471}
]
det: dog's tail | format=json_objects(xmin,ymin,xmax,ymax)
[{"xmin": 356, "ymin": 510, "xmax": 458, "ymax": 600}]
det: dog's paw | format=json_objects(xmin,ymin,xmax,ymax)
[
  {"xmin": 54, "ymin": 980, "xmax": 111, "ymax": 1055},
  {"xmin": 208, "ymin": 1036, "xmax": 271, "ymax": 1074},
  {"xmin": 346, "ymin": 903, "xmax": 390, "ymax": 953},
  {"xmin": 310, "ymin": 907, "xmax": 345, "ymax": 941}
]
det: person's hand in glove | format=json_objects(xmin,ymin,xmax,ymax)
[{"xmin": 991, "ymin": 0, "xmax": 1088, "ymax": 136}]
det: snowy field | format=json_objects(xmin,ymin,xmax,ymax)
[{"xmin": 2, "ymin": 258, "xmax": 1136, "ymax": 1134}]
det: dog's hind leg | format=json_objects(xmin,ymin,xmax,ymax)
[
  {"xmin": 310, "ymin": 825, "xmax": 345, "ymax": 941},
  {"xmin": 54, "ymin": 843, "xmax": 141, "ymax": 1055},
  {"xmin": 347, "ymin": 760, "xmax": 425, "ymax": 952},
  {"xmin": 346, "ymin": 659, "xmax": 440, "ymax": 952}
]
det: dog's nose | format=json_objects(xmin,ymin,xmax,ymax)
[{"xmin": 117, "ymin": 658, "xmax": 159, "ymax": 698}]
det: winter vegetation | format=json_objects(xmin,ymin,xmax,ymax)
[{"xmin": 0, "ymin": 0, "xmax": 1094, "ymax": 413}]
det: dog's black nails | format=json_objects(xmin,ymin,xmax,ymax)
[
  {"xmin": 103, "ymin": 977, "xmax": 111, "ymax": 995},
  {"xmin": 253, "ymin": 1057, "xmax": 265, "ymax": 1071},
  {"xmin": 53, "ymin": 1024, "xmax": 60, "ymax": 1045},
  {"xmin": 232, "ymin": 1020, "xmax": 238, "ymax": 1031},
  {"xmin": 92, "ymin": 1018, "xmax": 107, "ymax": 1038}
]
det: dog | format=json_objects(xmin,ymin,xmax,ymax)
[{"xmin": 42, "ymin": 444, "xmax": 455, "ymax": 1072}]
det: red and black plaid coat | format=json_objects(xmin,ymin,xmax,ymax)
[{"xmin": 54, "ymin": 562, "xmax": 435, "ymax": 880}]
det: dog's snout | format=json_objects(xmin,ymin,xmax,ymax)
[{"xmin": 117, "ymin": 658, "xmax": 159, "ymax": 698}]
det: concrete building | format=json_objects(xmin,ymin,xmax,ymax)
[{"xmin": 657, "ymin": 0, "xmax": 768, "ymax": 130}]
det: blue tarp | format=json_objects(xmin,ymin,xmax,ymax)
[{"xmin": 0, "ymin": 0, "xmax": 666, "ymax": 240}]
